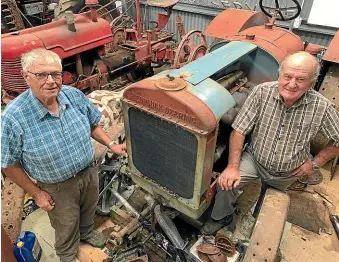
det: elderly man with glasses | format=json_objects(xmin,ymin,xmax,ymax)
[{"xmin": 1, "ymin": 48, "xmax": 127, "ymax": 262}]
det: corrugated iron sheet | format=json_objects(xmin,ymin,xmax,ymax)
[{"xmin": 131, "ymin": 0, "xmax": 337, "ymax": 47}]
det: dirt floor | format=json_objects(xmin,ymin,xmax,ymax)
[{"xmin": 282, "ymin": 163, "xmax": 339, "ymax": 262}]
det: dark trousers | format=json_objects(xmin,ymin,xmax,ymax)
[
  {"xmin": 38, "ymin": 166, "xmax": 99, "ymax": 262},
  {"xmin": 211, "ymin": 151, "xmax": 299, "ymax": 220}
]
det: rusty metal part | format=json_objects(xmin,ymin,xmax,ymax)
[
  {"xmin": 214, "ymin": 235, "xmax": 236, "ymax": 257},
  {"xmin": 305, "ymin": 43, "xmax": 323, "ymax": 56},
  {"xmin": 204, "ymin": 9, "xmax": 269, "ymax": 39},
  {"xmin": 1, "ymin": 0, "xmax": 25, "ymax": 32},
  {"xmin": 227, "ymin": 25, "xmax": 304, "ymax": 63},
  {"xmin": 243, "ymin": 189, "xmax": 290, "ymax": 262},
  {"xmin": 208, "ymin": 253, "xmax": 227, "ymax": 262},
  {"xmin": 155, "ymin": 75, "xmax": 186, "ymax": 91},
  {"xmin": 155, "ymin": 8, "xmax": 172, "ymax": 30},
  {"xmin": 125, "ymin": 255, "xmax": 149, "ymax": 262},
  {"xmin": 110, "ymin": 14, "xmax": 135, "ymax": 28},
  {"xmin": 311, "ymin": 64, "xmax": 338, "ymax": 180},
  {"xmin": 198, "ymin": 252, "xmax": 212, "ymax": 262},
  {"xmin": 318, "ymin": 65, "xmax": 339, "ymax": 110},
  {"xmin": 110, "ymin": 204, "xmax": 153, "ymax": 244},
  {"xmin": 196, "ymin": 244, "xmax": 220, "ymax": 255},
  {"xmin": 1, "ymin": 225, "xmax": 17, "ymax": 262},
  {"xmin": 176, "ymin": 16, "xmax": 185, "ymax": 38},
  {"xmin": 79, "ymin": 3, "xmax": 114, "ymax": 24},
  {"xmin": 323, "ymin": 31, "xmax": 339, "ymax": 62},
  {"xmin": 173, "ymin": 30, "xmax": 207, "ymax": 69},
  {"xmin": 147, "ymin": 0, "xmax": 179, "ymax": 7},
  {"xmin": 1, "ymin": 177, "xmax": 25, "ymax": 243}
]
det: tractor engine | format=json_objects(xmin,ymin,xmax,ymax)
[{"xmin": 121, "ymin": 9, "xmax": 305, "ymax": 219}]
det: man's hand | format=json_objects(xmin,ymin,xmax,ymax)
[
  {"xmin": 33, "ymin": 190, "xmax": 55, "ymax": 211},
  {"xmin": 217, "ymin": 167, "xmax": 241, "ymax": 191},
  {"xmin": 109, "ymin": 143, "xmax": 128, "ymax": 157},
  {"xmin": 291, "ymin": 158, "xmax": 315, "ymax": 177}
]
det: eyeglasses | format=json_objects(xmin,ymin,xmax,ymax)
[{"xmin": 27, "ymin": 71, "xmax": 63, "ymax": 81}]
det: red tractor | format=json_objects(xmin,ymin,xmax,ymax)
[{"xmin": 1, "ymin": 0, "xmax": 208, "ymax": 103}]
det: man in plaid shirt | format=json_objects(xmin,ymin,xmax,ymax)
[
  {"xmin": 1, "ymin": 49, "xmax": 127, "ymax": 262},
  {"xmin": 202, "ymin": 51, "xmax": 339, "ymax": 235}
]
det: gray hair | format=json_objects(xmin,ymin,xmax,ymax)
[
  {"xmin": 278, "ymin": 51, "xmax": 320, "ymax": 80},
  {"xmin": 21, "ymin": 48, "xmax": 62, "ymax": 72}
]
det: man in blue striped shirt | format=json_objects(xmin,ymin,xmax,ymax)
[{"xmin": 1, "ymin": 48, "xmax": 127, "ymax": 262}]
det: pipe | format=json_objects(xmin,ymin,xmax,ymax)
[
  {"xmin": 65, "ymin": 11, "xmax": 76, "ymax": 32},
  {"xmin": 135, "ymin": 0, "xmax": 142, "ymax": 41},
  {"xmin": 154, "ymin": 205, "xmax": 185, "ymax": 250},
  {"xmin": 75, "ymin": 54, "xmax": 83, "ymax": 76},
  {"xmin": 217, "ymin": 71, "xmax": 244, "ymax": 90}
]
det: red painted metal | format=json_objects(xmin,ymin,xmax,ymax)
[
  {"xmin": 323, "ymin": 30, "xmax": 339, "ymax": 63},
  {"xmin": 1, "ymin": 225, "xmax": 17, "ymax": 262},
  {"xmin": 305, "ymin": 43, "xmax": 323, "ymax": 56},
  {"xmin": 1, "ymin": 13, "xmax": 112, "ymax": 60},
  {"xmin": 227, "ymin": 25, "xmax": 304, "ymax": 63},
  {"xmin": 204, "ymin": 9, "xmax": 269, "ymax": 39},
  {"xmin": 123, "ymin": 78, "xmax": 217, "ymax": 133},
  {"xmin": 172, "ymin": 30, "xmax": 207, "ymax": 69}
]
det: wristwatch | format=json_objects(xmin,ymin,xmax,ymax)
[{"xmin": 311, "ymin": 159, "xmax": 320, "ymax": 170}]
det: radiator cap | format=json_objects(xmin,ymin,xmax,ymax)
[{"xmin": 155, "ymin": 74, "xmax": 186, "ymax": 91}]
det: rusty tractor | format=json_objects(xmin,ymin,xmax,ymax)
[{"xmin": 1, "ymin": 0, "xmax": 208, "ymax": 104}]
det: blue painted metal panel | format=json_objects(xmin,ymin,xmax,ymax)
[
  {"xmin": 188, "ymin": 78, "xmax": 236, "ymax": 120},
  {"xmin": 169, "ymin": 41, "xmax": 257, "ymax": 85},
  {"xmin": 148, "ymin": 70, "xmax": 236, "ymax": 120}
]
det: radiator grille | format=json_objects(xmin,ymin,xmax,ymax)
[
  {"xmin": 129, "ymin": 107, "xmax": 198, "ymax": 199},
  {"xmin": 1, "ymin": 58, "xmax": 27, "ymax": 93}
]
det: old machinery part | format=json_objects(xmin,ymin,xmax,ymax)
[
  {"xmin": 78, "ymin": 0, "xmax": 117, "ymax": 24},
  {"xmin": 154, "ymin": 74, "xmax": 187, "ymax": 91},
  {"xmin": 214, "ymin": 235, "xmax": 236, "ymax": 257},
  {"xmin": 111, "ymin": 27, "xmax": 127, "ymax": 51},
  {"xmin": 176, "ymin": 16, "xmax": 185, "ymax": 38},
  {"xmin": 1, "ymin": 177, "xmax": 25, "ymax": 243},
  {"xmin": 196, "ymin": 244, "xmax": 227, "ymax": 262},
  {"xmin": 172, "ymin": 30, "xmax": 207, "ymax": 69},
  {"xmin": 259, "ymin": 0, "xmax": 301, "ymax": 21},
  {"xmin": 196, "ymin": 244, "xmax": 220, "ymax": 255},
  {"xmin": 323, "ymin": 30, "xmax": 339, "ymax": 63},
  {"xmin": 154, "ymin": 205, "xmax": 185, "ymax": 250},
  {"xmin": 110, "ymin": 202, "xmax": 154, "ymax": 245},
  {"xmin": 1, "ymin": 0, "xmax": 25, "ymax": 33},
  {"xmin": 323, "ymin": 200, "xmax": 339, "ymax": 240},
  {"xmin": 110, "ymin": 14, "xmax": 135, "ymax": 28}
]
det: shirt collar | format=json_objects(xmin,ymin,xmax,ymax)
[{"xmin": 28, "ymin": 87, "xmax": 69, "ymax": 120}]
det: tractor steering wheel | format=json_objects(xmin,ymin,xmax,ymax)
[{"xmin": 259, "ymin": 0, "xmax": 301, "ymax": 21}]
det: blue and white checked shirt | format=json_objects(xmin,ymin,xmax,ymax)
[{"xmin": 1, "ymin": 85, "xmax": 102, "ymax": 183}]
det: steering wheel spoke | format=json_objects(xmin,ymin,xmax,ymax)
[{"xmin": 259, "ymin": 0, "xmax": 301, "ymax": 21}]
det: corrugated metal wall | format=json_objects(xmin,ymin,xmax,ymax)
[{"xmin": 125, "ymin": 0, "xmax": 337, "ymax": 46}]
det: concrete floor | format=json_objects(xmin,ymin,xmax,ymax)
[{"xmin": 21, "ymin": 164, "xmax": 339, "ymax": 262}]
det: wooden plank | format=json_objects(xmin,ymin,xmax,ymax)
[
  {"xmin": 77, "ymin": 218, "xmax": 119, "ymax": 262},
  {"xmin": 243, "ymin": 189, "xmax": 290, "ymax": 262}
]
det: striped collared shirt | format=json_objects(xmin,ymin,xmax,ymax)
[
  {"xmin": 232, "ymin": 81, "xmax": 339, "ymax": 173},
  {"xmin": 1, "ymin": 85, "xmax": 101, "ymax": 183}
]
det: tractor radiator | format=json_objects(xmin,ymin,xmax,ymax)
[
  {"xmin": 1, "ymin": 58, "xmax": 27, "ymax": 93},
  {"xmin": 128, "ymin": 107, "xmax": 198, "ymax": 199}
]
